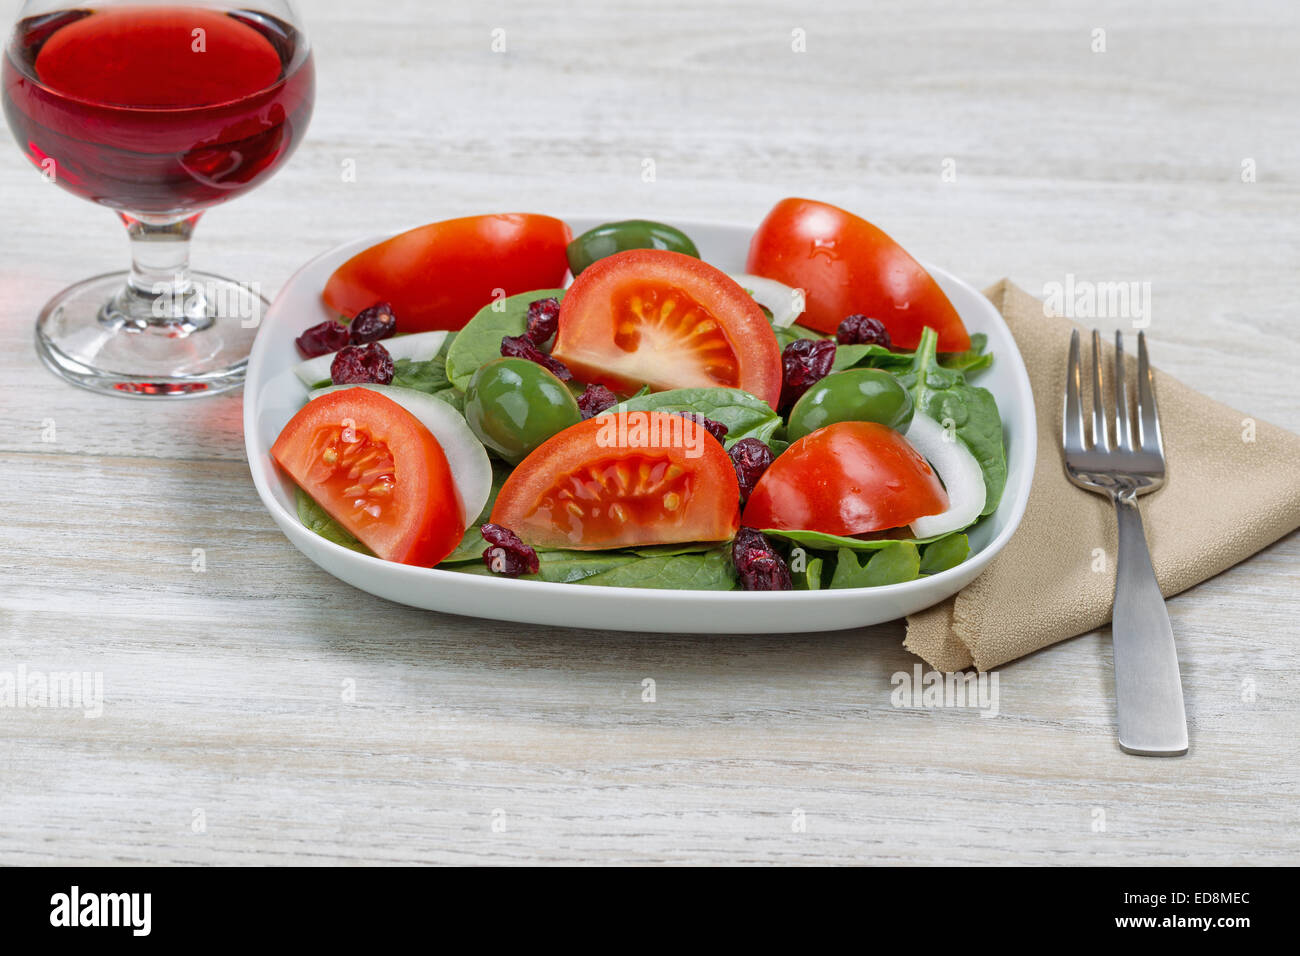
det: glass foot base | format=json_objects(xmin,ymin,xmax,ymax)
[{"xmin": 35, "ymin": 270, "xmax": 267, "ymax": 399}]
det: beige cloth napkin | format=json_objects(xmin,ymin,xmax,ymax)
[{"xmin": 904, "ymin": 280, "xmax": 1300, "ymax": 672}]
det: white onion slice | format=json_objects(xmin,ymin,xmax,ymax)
[
  {"xmin": 308, "ymin": 383, "xmax": 492, "ymax": 524},
  {"xmin": 294, "ymin": 330, "xmax": 449, "ymax": 386},
  {"xmin": 905, "ymin": 411, "xmax": 986, "ymax": 538},
  {"xmin": 728, "ymin": 273, "xmax": 805, "ymax": 328}
]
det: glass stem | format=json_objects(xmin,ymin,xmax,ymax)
[{"xmin": 103, "ymin": 212, "xmax": 211, "ymax": 334}]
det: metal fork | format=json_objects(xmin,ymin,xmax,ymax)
[{"xmin": 1063, "ymin": 330, "xmax": 1187, "ymax": 756}]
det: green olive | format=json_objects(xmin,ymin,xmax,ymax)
[
  {"xmin": 787, "ymin": 368, "xmax": 914, "ymax": 442},
  {"xmin": 566, "ymin": 220, "xmax": 700, "ymax": 276},
  {"xmin": 464, "ymin": 358, "xmax": 582, "ymax": 464}
]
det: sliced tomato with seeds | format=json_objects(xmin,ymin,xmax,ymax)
[
  {"xmin": 271, "ymin": 388, "xmax": 464, "ymax": 566},
  {"xmin": 741, "ymin": 421, "xmax": 949, "ymax": 536},
  {"xmin": 551, "ymin": 249, "xmax": 783, "ymax": 409},
  {"xmin": 491, "ymin": 411, "xmax": 741, "ymax": 550}
]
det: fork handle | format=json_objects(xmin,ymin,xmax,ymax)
[{"xmin": 1111, "ymin": 489, "xmax": 1188, "ymax": 756}]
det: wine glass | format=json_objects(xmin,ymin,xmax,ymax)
[{"xmin": 2, "ymin": 0, "xmax": 314, "ymax": 397}]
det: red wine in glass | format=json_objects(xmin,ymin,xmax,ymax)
[{"xmin": 2, "ymin": 3, "xmax": 315, "ymax": 397}]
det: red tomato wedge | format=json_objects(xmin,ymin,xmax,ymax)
[
  {"xmin": 551, "ymin": 249, "xmax": 783, "ymax": 409},
  {"xmin": 742, "ymin": 421, "xmax": 948, "ymax": 535},
  {"xmin": 271, "ymin": 388, "xmax": 464, "ymax": 566},
  {"xmin": 491, "ymin": 411, "xmax": 741, "ymax": 550},
  {"xmin": 746, "ymin": 198, "xmax": 971, "ymax": 351},
  {"xmin": 322, "ymin": 213, "xmax": 572, "ymax": 332}
]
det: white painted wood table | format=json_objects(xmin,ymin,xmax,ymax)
[{"xmin": 2, "ymin": 0, "xmax": 1297, "ymax": 865}]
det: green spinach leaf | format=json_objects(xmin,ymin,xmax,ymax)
[
  {"xmin": 448, "ymin": 551, "xmax": 641, "ymax": 583},
  {"xmin": 793, "ymin": 554, "xmax": 824, "ymax": 590},
  {"xmin": 897, "ymin": 326, "xmax": 1007, "ymax": 515},
  {"xmin": 762, "ymin": 528, "xmax": 946, "ymax": 553},
  {"xmin": 605, "ymin": 387, "xmax": 781, "ymax": 445},
  {"xmin": 445, "ymin": 534, "xmax": 731, "ymax": 585},
  {"xmin": 577, "ymin": 548, "xmax": 737, "ymax": 590},
  {"xmin": 832, "ymin": 343, "xmax": 913, "ymax": 371},
  {"xmin": 628, "ymin": 541, "xmax": 720, "ymax": 558},
  {"xmin": 938, "ymin": 332, "xmax": 992, "ymax": 375},
  {"xmin": 828, "ymin": 333, "xmax": 990, "ymax": 376},
  {"xmin": 429, "ymin": 387, "xmax": 465, "ymax": 413},
  {"xmin": 445, "ymin": 289, "xmax": 567, "ymax": 391},
  {"xmin": 391, "ymin": 355, "xmax": 451, "ymax": 394},
  {"xmin": 295, "ymin": 487, "xmax": 372, "ymax": 555},
  {"xmin": 828, "ymin": 542, "xmax": 920, "ymax": 589},
  {"xmin": 918, "ymin": 533, "xmax": 970, "ymax": 574}
]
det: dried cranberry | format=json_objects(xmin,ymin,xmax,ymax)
[
  {"xmin": 295, "ymin": 319, "xmax": 350, "ymax": 359},
  {"xmin": 348, "ymin": 302, "xmax": 397, "ymax": 344},
  {"xmin": 577, "ymin": 384, "xmax": 619, "ymax": 419},
  {"xmin": 481, "ymin": 523, "xmax": 540, "ymax": 577},
  {"xmin": 525, "ymin": 297, "xmax": 561, "ymax": 345},
  {"xmin": 500, "ymin": 334, "xmax": 573, "ymax": 381},
  {"xmin": 331, "ymin": 342, "xmax": 395, "ymax": 385},
  {"xmin": 732, "ymin": 527, "xmax": 792, "ymax": 591},
  {"xmin": 836, "ymin": 314, "xmax": 891, "ymax": 348},
  {"xmin": 674, "ymin": 411, "xmax": 728, "ymax": 443},
  {"xmin": 779, "ymin": 338, "xmax": 837, "ymax": 410},
  {"xmin": 728, "ymin": 438, "xmax": 774, "ymax": 502}
]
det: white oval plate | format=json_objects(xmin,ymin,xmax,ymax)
[{"xmin": 244, "ymin": 218, "xmax": 1036, "ymax": 633}]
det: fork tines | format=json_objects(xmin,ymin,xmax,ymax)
[{"xmin": 1064, "ymin": 329, "xmax": 1164, "ymax": 460}]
